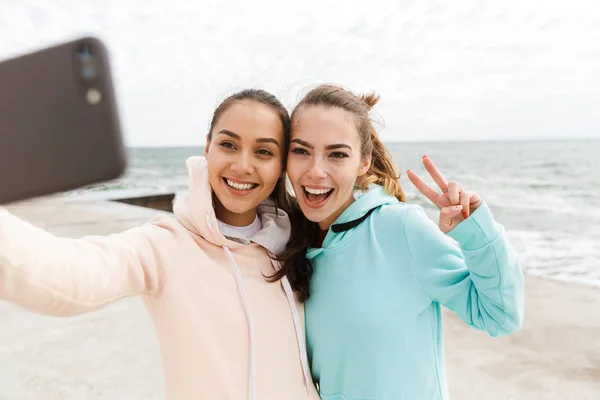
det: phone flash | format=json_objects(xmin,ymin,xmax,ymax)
[{"xmin": 86, "ymin": 88, "xmax": 102, "ymax": 105}]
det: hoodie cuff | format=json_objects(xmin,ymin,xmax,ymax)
[{"xmin": 446, "ymin": 202, "xmax": 502, "ymax": 250}]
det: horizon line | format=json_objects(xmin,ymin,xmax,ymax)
[{"xmin": 126, "ymin": 137, "xmax": 600, "ymax": 149}]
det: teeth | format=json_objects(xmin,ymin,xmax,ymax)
[
  {"xmin": 304, "ymin": 187, "xmax": 333, "ymax": 195},
  {"xmin": 226, "ymin": 179, "xmax": 256, "ymax": 191}
]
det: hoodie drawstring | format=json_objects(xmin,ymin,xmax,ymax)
[
  {"xmin": 223, "ymin": 246, "xmax": 256, "ymax": 400},
  {"xmin": 276, "ymin": 261, "xmax": 313, "ymax": 393},
  {"xmin": 213, "ymin": 211, "xmax": 311, "ymax": 398},
  {"xmin": 221, "ymin": 248, "xmax": 313, "ymax": 400}
]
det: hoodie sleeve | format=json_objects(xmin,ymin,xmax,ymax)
[
  {"xmin": 404, "ymin": 203, "xmax": 524, "ymax": 337},
  {"xmin": 0, "ymin": 208, "xmax": 174, "ymax": 317}
]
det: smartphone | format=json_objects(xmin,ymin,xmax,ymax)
[{"xmin": 0, "ymin": 36, "xmax": 126, "ymax": 204}]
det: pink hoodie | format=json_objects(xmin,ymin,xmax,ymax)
[{"xmin": 0, "ymin": 156, "xmax": 319, "ymax": 400}]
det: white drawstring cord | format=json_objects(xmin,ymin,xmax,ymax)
[
  {"xmin": 208, "ymin": 212, "xmax": 311, "ymax": 398},
  {"xmin": 274, "ymin": 260, "xmax": 313, "ymax": 393},
  {"xmin": 223, "ymin": 246, "xmax": 256, "ymax": 400}
]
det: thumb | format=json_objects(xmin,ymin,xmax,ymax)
[{"xmin": 440, "ymin": 205, "xmax": 463, "ymax": 219}]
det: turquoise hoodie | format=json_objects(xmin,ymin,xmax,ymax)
[{"xmin": 304, "ymin": 185, "xmax": 524, "ymax": 400}]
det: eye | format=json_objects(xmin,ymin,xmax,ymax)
[
  {"xmin": 219, "ymin": 141, "xmax": 237, "ymax": 150},
  {"xmin": 291, "ymin": 147, "xmax": 309, "ymax": 156},
  {"xmin": 256, "ymin": 148, "xmax": 274, "ymax": 157},
  {"xmin": 330, "ymin": 151, "xmax": 349, "ymax": 159}
]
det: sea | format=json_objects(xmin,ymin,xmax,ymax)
[{"xmin": 73, "ymin": 140, "xmax": 600, "ymax": 288}]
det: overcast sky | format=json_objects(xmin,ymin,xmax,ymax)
[{"xmin": 1, "ymin": 0, "xmax": 599, "ymax": 146}]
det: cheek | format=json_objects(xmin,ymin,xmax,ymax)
[
  {"xmin": 328, "ymin": 161, "xmax": 358, "ymax": 185},
  {"xmin": 206, "ymin": 156, "xmax": 231, "ymax": 190},
  {"xmin": 285, "ymin": 160, "xmax": 299, "ymax": 182},
  {"xmin": 260, "ymin": 161, "xmax": 283, "ymax": 187},
  {"xmin": 205, "ymin": 140, "xmax": 218, "ymax": 159},
  {"xmin": 286, "ymin": 156, "xmax": 307, "ymax": 179},
  {"xmin": 207, "ymin": 167, "xmax": 222, "ymax": 190},
  {"xmin": 206, "ymin": 156, "xmax": 221, "ymax": 178},
  {"xmin": 335, "ymin": 171, "xmax": 357, "ymax": 190}
]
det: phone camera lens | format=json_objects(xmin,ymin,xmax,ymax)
[
  {"xmin": 81, "ymin": 64, "xmax": 96, "ymax": 80},
  {"xmin": 77, "ymin": 44, "xmax": 93, "ymax": 60},
  {"xmin": 76, "ymin": 43, "xmax": 96, "ymax": 80}
]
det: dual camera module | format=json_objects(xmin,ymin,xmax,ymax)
[
  {"xmin": 75, "ymin": 42, "xmax": 102, "ymax": 105},
  {"xmin": 76, "ymin": 43, "xmax": 97, "ymax": 80}
]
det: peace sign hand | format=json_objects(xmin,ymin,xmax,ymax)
[{"xmin": 407, "ymin": 156, "xmax": 482, "ymax": 233}]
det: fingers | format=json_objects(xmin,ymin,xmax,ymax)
[
  {"xmin": 407, "ymin": 169, "xmax": 439, "ymax": 205},
  {"xmin": 447, "ymin": 180, "xmax": 462, "ymax": 205},
  {"xmin": 440, "ymin": 205, "xmax": 463, "ymax": 219},
  {"xmin": 410, "ymin": 160, "xmax": 475, "ymax": 217},
  {"xmin": 422, "ymin": 156, "xmax": 448, "ymax": 192},
  {"xmin": 460, "ymin": 191, "xmax": 471, "ymax": 219},
  {"xmin": 469, "ymin": 191, "xmax": 483, "ymax": 210}
]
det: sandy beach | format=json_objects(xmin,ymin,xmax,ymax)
[{"xmin": 1, "ymin": 197, "xmax": 599, "ymax": 400}]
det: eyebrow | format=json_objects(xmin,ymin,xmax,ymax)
[
  {"xmin": 291, "ymin": 138, "xmax": 313, "ymax": 149},
  {"xmin": 217, "ymin": 130, "xmax": 241, "ymax": 140},
  {"xmin": 291, "ymin": 139, "xmax": 352, "ymax": 151},
  {"xmin": 217, "ymin": 130, "xmax": 280, "ymax": 147},
  {"xmin": 256, "ymin": 138, "xmax": 281, "ymax": 147},
  {"xmin": 325, "ymin": 143, "xmax": 352, "ymax": 151}
]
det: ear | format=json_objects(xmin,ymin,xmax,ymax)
[{"xmin": 358, "ymin": 154, "xmax": 371, "ymax": 176}]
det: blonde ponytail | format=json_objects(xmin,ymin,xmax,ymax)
[{"xmin": 356, "ymin": 125, "xmax": 406, "ymax": 202}]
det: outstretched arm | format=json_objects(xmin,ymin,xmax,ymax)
[{"xmin": 0, "ymin": 208, "xmax": 174, "ymax": 317}]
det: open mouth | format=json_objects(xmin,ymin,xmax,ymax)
[
  {"xmin": 223, "ymin": 178, "xmax": 259, "ymax": 194},
  {"xmin": 302, "ymin": 186, "xmax": 334, "ymax": 208}
]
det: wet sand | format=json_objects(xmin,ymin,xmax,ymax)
[{"xmin": 1, "ymin": 197, "xmax": 599, "ymax": 399}]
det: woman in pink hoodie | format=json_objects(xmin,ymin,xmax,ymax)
[{"xmin": 0, "ymin": 89, "xmax": 319, "ymax": 400}]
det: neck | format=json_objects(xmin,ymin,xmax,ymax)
[
  {"xmin": 318, "ymin": 194, "xmax": 355, "ymax": 231},
  {"xmin": 214, "ymin": 199, "xmax": 257, "ymax": 227}
]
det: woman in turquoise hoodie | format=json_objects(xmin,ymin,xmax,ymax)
[{"xmin": 278, "ymin": 84, "xmax": 524, "ymax": 399}]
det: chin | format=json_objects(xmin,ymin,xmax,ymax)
[
  {"xmin": 214, "ymin": 191, "xmax": 255, "ymax": 212},
  {"xmin": 222, "ymin": 199, "xmax": 257, "ymax": 215},
  {"xmin": 298, "ymin": 207, "xmax": 328, "ymax": 224}
]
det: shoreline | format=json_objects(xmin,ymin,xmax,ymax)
[{"xmin": 1, "ymin": 197, "xmax": 599, "ymax": 399}]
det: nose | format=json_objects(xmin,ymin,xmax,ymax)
[
  {"xmin": 230, "ymin": 153, "xmax": 255, "ymax": 175},
  {"xmin": 305, "ymin": 157, "xmax": 327, "ymax": 180}
]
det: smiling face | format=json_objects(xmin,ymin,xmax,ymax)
[
  {"xmin": 286, "ymin": 106, "xmax": 371, "ymax": 230},
  {"xmin": 205, "ymin": 100, "xmax": 285, "ymax": 226}
]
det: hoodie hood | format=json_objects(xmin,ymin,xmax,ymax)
[
  {"xmin": 171, "ymin": 156, "xmax": 312, "ymax": 399},
  {"xmin": 307, "ymin": 185, "xmax": 398, "ymax": 260},
  {"xmin": 172, "ymin": 156, "xmax": 291, "ymax": 255}
]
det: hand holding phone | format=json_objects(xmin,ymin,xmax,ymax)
[{"xmin": 0, "ymin": 37, "xmax": 126, "ymax": 204}]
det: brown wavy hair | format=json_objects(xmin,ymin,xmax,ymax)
[{"xmin": 268, "ymin": 84, "xmax": 406, "ymax": 301}]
